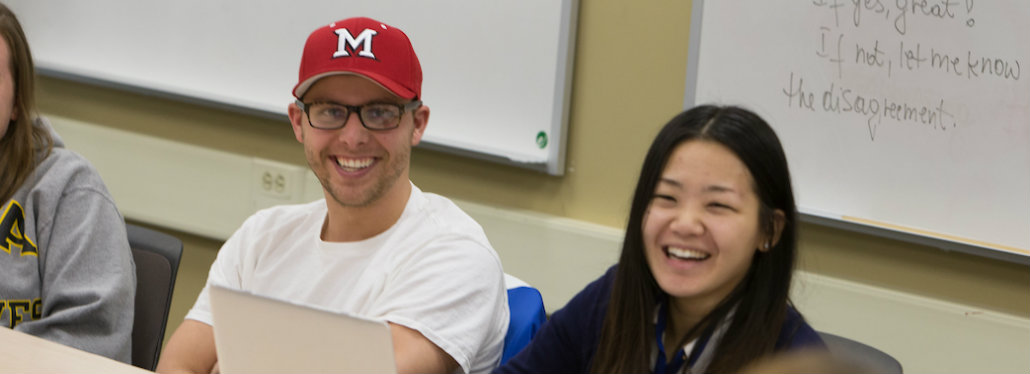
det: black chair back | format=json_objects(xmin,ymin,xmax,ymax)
[
  {"xmin": 127, "ymin": 224, "xmax": 183, "ymax": 370},
  {"xmin": 819, "ymin": 331, "xmax": 903, "ymax": 374}
]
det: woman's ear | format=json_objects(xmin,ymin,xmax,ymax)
[{"xmin": 761, "ymin": 209, "xmax": 787, "ymax": 252}]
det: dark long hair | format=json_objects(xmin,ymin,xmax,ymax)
[
  {"xmin": 0, "ymin": 3, "xmax": 51, "ymax": 204},
  {"xmin": 590, "ymin": 105, "xmax": 799, "ymax": 373}
]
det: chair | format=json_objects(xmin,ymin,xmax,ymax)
[
  {"xmin": 501, "ymin": 273, "xmax": 547, "ymax": 365},
  {"xmin": 818, "ymin": 331, "xmax": 903, "ymax": 374},
  {"xmin": 127, "ymin": 223, "xmax": 184, "ymax": 371}
]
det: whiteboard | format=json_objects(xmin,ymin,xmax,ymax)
[
  {"xmin": 685, "ymin": 1, "xmax": 1029, "ymax": 261},
  {"xmin": 6, "ymin": 0, "xmax": 577, "ymax": 175}
]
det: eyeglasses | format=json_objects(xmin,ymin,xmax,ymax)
[{"xmin": 296, "ymin": 100, "xmax": 422, "ymax": 130}]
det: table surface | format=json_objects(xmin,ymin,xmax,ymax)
[{"xmin": 0, "ymin": 327, "xmax": 151, "ymax": 373}]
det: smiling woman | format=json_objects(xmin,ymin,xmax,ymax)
[
  {"xmin": 495, "ymin": 105, "xmax": 824, "ymax": 374},
  {"xmin": 642, "ymin": 140, "xmax": 782, "ymax": 337}
]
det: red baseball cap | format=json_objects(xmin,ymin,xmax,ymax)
[{"xmin": 292, "ymin": 17, "xmax": 422, "ymax": 100}]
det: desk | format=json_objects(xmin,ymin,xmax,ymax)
[{"xmin": 0, "ymin": 327, "xmax": 150, "ymax": 373}]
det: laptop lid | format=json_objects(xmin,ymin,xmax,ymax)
[{"xmin": 209, "ymin": 285, "xmax": 396, "ymax": 373}]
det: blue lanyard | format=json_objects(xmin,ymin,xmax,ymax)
[{"xmin": 652, "ymin": 302, "xmax": 715, "ymax": 374}]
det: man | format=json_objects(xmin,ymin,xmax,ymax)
[{"xmin": 156, "ymin": 17, "xmax": 508, "ymax": 374}]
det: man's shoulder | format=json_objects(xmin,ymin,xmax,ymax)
[
  {"xmin": 239, "ymin": 199, "xmax": 325, "ymax": 234},
  {"xmin": 390, "ymin": 190, "xmax": 499, "ymax": 262},
  {"xmin": 217, "ymin": 200, "xmax": 325, "ymax": 271},
  {"xmin": 415, "ymin": 190, "xmax": 471, "ymax": 217},
  {"xmin": 408, "ymin": 191, "xmax": 488, "ymax": 241}
]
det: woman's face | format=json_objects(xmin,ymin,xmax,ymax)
[
  {"xmin": 0, "ymin": 35, "xmax": 16, "ymax": 140},
  {"xmin": 642, "ymin": 140, "xmax": 774, "ymax": 315}
]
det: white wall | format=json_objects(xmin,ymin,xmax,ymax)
[{"xmin": 51, "ymin": 115, "xmax": 1030, "ymax": 373}]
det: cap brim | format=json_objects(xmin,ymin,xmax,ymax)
[{"xmin": 292, "ymin": 70, "xmax": 416, "ymax": 100}]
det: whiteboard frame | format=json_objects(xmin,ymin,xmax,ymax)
[
  {"xmin": 683, "ymin": 0, "xmax": 1028, "ymax": 265},
  {"xmin": 23, "ymin": 0, "xmax": 578, "ymax": 176}
]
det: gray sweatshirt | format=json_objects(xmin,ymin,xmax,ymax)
[{"xmin": 0, "ymin": 117, "xmax": 135, "ymax": 363}]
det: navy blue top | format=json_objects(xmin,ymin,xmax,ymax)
[{"xmin": 495, "ymin": 266, "xmax": 825, "ymax": 374}]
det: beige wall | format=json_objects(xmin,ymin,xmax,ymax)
[{"xmin": 35, "ymin": 0, "xmax": 1027, "ymax": 344}]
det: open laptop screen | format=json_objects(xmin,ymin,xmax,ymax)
[{"xmin": 209, "ymin": 285, "xmax": 396, "ymax": 373}]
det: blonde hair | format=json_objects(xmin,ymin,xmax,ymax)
[{"xmin": 0, "ymin": 3, "xmax": 51, "ymax": 203}]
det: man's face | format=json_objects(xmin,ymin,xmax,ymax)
[{"xmin": 288, "ymin": 74, "xmax": 427, "ymax": 209}]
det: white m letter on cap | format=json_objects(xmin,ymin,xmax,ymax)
[{"xmin": 333, "ymin": 28, "xmax": 378, "ymax": 59}]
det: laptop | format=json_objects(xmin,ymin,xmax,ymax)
[{"xmin": 209, "ymin": 285, "xmax": 397, "ymax": 373}]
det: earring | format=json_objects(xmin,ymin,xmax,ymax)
[{"xmin": 763, "ymin": 241, "xmax": 771, "ymax": 250}]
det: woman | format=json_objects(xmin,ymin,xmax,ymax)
[
  {"xmin": 0, "ymin": 3, "xmax": 135, "ymax": 363},
  {"xmin": 497, "ymin": 105, "xmax": 823, "ymax": 373}
]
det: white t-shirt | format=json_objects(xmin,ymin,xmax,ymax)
[{"xmin": 187, "ymin": 184, "xmax": 509, "ymax": 374}]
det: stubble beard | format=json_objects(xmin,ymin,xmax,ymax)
[{"xmin": 309, "ymin": 147, "xmax": 410, "ymax": 208}]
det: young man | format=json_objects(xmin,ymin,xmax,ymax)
[{"xmin": 156, "ymin": 17, "xmax": 508, "ymax": 374}]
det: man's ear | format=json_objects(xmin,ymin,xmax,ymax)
[
  {"xmin": 288, "ymin": 102, "xmax": 305, "ymax": 143},
  {"xmin": 410, "ymin": 105, "xmax": 429, "ymax": 146}
]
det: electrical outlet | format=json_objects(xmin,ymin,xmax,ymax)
[{"xmin": 251, "ymin": 158, "xmax": 305, "ymax": 212}]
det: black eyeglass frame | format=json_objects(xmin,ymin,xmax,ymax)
[{"xmin": 295, "ymin": 100, "xmax": 423, "ymax": 131}]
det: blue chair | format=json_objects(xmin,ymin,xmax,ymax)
[{"xmin": 501, "ymin": 274, "xmax": 547, "ymax": 365}]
